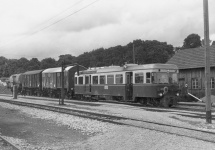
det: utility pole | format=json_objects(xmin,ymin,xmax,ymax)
[
  {"xmin": 133, "ymin": 40, "xmax": 135, "ymax": 64},
  {"xmin": 59, "ymin": 60, "xmax": 65, "ymax": 105},
  {"xmin": 203, "ymin": 0, "xmax": 212, "ymax": 123}
]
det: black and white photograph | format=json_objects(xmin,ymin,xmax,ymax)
[{"xmin": 0, "ymin": 0, "xmax": 215, "ymax": 149}]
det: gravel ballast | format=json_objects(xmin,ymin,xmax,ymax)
[{"xmin": 0, "ymin": 101, "xmax": 215, "ymax": 149}]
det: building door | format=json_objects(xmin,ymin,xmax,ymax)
[{"xmin": 179, "ymin": 78, "xmax": 187, "ymax": 96}]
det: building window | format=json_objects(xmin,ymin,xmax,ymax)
[
  {"xmin": 115, "ymin": 74, "xmax": 123, "ymax": 84},
  {"xmin": 135, "ymin": 72, "xmax": 144, "ymax": 84},
  {"xmin": 192, "ymin": 78, "xmax": 199, "ymax": 89},
  {"xmin": 211, "ymin": 77, "xmax": 215, "ymax": 89},
  {"xmin": 93, "ymin": 76, "xmax": 98, "ymax": 84},
  {"xmin": 107, "ymin": 75, "xmax": 114, "ymax": 84},
  {"xmin": 100, "ymin": 75, "xmax": 106, "ymax": 84}
]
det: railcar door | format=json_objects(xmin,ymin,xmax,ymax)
[
  {"xmin": 85, "ymin": 75, "xmax": 91, "ymax": 93},
  {"xmin": 125, "ymin": 72, "xmax": 133, "ymax": 100}
]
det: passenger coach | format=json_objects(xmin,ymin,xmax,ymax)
[{"xmin": 75, "ymin": 64, "xmax": 180, "ymax": 107}]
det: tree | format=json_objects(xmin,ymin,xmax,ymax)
[
  {"xmin": 182, "ymin": 33, "xmax": 201, "ymax": 49},
  {"xmin": 28, "ymin": 58, "xmax": 41, "ymax": 70},
  {"xmin": 57, "ymin": 54, "xmax": 76, "ymax": 66},
  {"xmin": 40, "ymin": 58, "xmax": 57, "ymax": 69},
  {"xmin": 17, "ymin": 57, "xmax": 30, "ymax": 73}
]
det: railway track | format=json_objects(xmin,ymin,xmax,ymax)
[
  {"xmin": 0, "ymin": 135, "xmax": 20, "ymax": 150},
  {"xmin": 1, "ymin": 94, "xmax": 210, "ymax": 112},
  {"xmin": 0, "ymin": 96, "xmax": 215, "ymax": 144}
]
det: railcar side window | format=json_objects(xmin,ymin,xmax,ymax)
[
  {"xmin": 93, "ymin": 76, "xmax": 98, "ymax": 84},
  {"xmin": 107, "ymin": 75, "xmax": 114, "ymax": 84},
  {"xmin": 211, "ymin": 77, "xmax": 215, "ymax": 89},
  {"xmin": 85, "ymin": 76, "xmax": 89, "ymax": 84},
  {"xmin": 100, "ymin": 75, "xmax": 106, "ymax": 84},
  {"xmin": 75, "ymin": 77, "xmax": 77, "ymax": 85},
  {"xmin": 79, "ymin": 76, "xmax": 83, "ymax": 85},
  {"xmin": 146, "ymin": 72, "xmax": 151, "ymax": 83},
  {"xmin": 135, "ymin": 72, "xmax": 144, "ymax": 84},
  {"xmin": 192, "ymin": 78, "xmax": 199, "ymax": 89},
  {"xmin": 115, "ymin": 74, "xmax": 123, "ymax": 84}
]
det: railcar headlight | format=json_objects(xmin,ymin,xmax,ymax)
[
  {"xmin": 176, "ymin": 93, "xmax": 180, "ymax": 96},
  {"xmin": 158, "ymin": 93, "xmax": 163, "ymax": 97}
]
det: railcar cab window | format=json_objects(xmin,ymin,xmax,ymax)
[
  {"xmin": 152, "ymin": 72, "xmax": 178, "ymax": 84},
  {"xmin": 115, "ymin": 74, "xmax": 123, "ymax": 84},
  {"xmin": 93, "ymin": 76, "xmax": 98, "ymax": 84},
  {"xmin": 146, "ymin": 72, "xmax": 151, "ymax": 83},
  {"xmin": 152, "ymin": 72, "xmax": 168, "ymax": 84},
  {"xmin": 135, "ymin": 72, "xmax": 144, "ymax": 84},
  {"xmin": 100, "ymin": 75, "xmax": 106, "ymax": 84},
  {"xmin": 169, "ymin": 72, "xmax": 178, "ymax": 84},
  {"xmin": 107, "ymin": 75, "xmax": 114, "ymax": 84}
]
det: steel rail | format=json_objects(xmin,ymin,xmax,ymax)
[
  {"xmin": 0, "ymin": 135, "xmax": 20, "ymax": 150},
  {"xmin": 0, "ymin": 98, "xmax": 215, "ymax": 143}
]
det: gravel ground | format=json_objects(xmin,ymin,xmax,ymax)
[
  {"xmin": 4, "ymin": 94, "xmax": 215, "ymax": 133},
  {"xmin": 0, "ymin": 101, "xmax": 215, "ymax": 149}
]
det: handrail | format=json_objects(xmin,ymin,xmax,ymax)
[{"xmin": 188, "ymin": 93, "xmax": 203, "ymax": 102}]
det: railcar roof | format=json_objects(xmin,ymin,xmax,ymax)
[
  {"xmin": 78, "ymin": 64, "xmax": 178, "ymax": 75},
  {"xmin": 125, "ymin": 63, "xmax": 178, "ymax": 71},
  {"xmin": 23, "ymin": 69, "xmax": 43, "ymax": 75},
  {"xmin": 96, "ymin": 66, "xmax": 124, "ymax": 73}
]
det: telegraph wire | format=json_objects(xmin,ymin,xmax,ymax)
[
  {"xmin": 30, "ymin": 0, "xmax": 86, "ymax": 33},
  {"xmin": 0, "ymin": 0, "xmax": 101, "ymax": 48},
  {"xmin": 29, "ymin": 0, "xmax": 100, "ymax": 35}
]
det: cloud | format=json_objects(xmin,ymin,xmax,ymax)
[{"xmin": 0, "ymin": 0, "xmax": 215, "ymax": 60}]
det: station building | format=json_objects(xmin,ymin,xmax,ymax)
[{"xmin": 167, "ymin": 45, "xmax": 215, "ymax": 101}]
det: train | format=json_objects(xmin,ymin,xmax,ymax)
[{"xmin": 8, "ymin": 63, "xmax": 180, "ymax": 107}]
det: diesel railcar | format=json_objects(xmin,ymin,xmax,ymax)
[{"xmin": 74, "ymin": 64, "xmax": 180, "ymax": 107}]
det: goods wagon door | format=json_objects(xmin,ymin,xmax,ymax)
[{"xmin": 125, "ymin": 72, "xmax": 133, "ymax": 100}]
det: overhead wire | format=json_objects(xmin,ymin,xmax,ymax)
[
  {"xmin": 0, "ymin": 0, "xmax": 101, "ymax": 49},
  {"xmin": 31, "ymin": 0, "xmax": 86, "ymax": 32}
]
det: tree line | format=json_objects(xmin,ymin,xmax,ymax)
[{"xmin": 0, "ymin": 33, "xmax": 207, "ymax": 78}]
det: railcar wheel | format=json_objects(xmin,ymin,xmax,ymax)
[
  {"xmin": 139, "ymin": 98, "xmax": 147, "ymax": 105},
  {"xmin": 160, "ymin": 97, "xmax": 170, "ymax": 108}
]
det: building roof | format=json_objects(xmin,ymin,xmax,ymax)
[{"xmin": 167, "ymin": 46, "xmax": 215, "ymax": 69}]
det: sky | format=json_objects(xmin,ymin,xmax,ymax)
[{"xmin": 0, "ymin": 0, "xmax": 215, "ymax": 60}]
